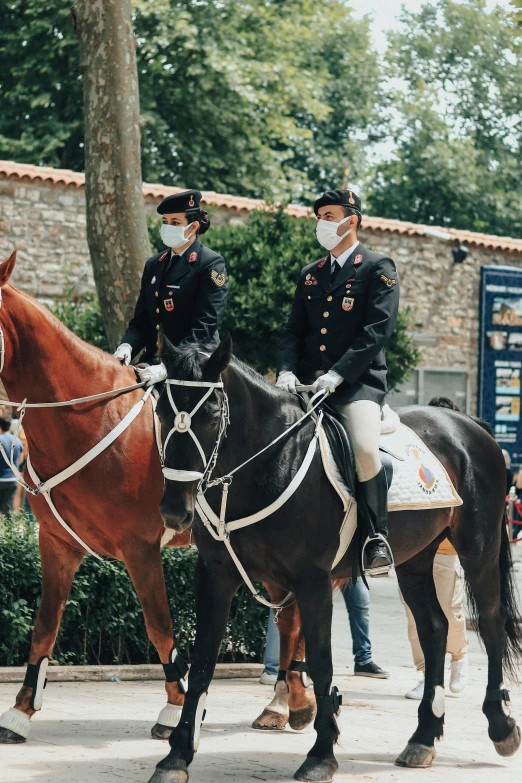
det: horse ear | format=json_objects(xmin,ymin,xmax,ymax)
[
  {"xmin": 205, "ymin": 333, "xmax": 232, "ymax": 379},
  {"xmin": 0, "ymin": 251, "xmax": 16, "ymax": 287}
]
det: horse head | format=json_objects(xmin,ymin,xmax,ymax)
[{"xmin": 157, "ymin": 334, "xmax": 232, "ymax": 531}]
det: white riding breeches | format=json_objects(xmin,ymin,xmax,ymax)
[{"xmin": 331, "ymin": 399, "xmax": 382, "ymax": 482}]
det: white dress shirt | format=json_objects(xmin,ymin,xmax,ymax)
[{"xmin": 330, "ymin": 241, "xmax": 360, "ymax": 272}]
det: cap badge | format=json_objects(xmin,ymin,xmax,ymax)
[
  {"xmin": 164, "ymin": 298, "xmax": 174, "ymax": 312},
  {"xmin": 188, "ymin": 195, "xmax": 195, "ymax": 207},
  {"xmin": 189, "ymin": 251, "xmax": 197, "ymax": 263},
  {"xmin": 349, "ymin": 190, "xmax": 355, "ymax": 205},
  {"xmin": 354, "ymin": 254, "xmax": 363, "ymax": 265},
  {"xmin": 342, "ymin": 297, "xmax": 354, "ymax": 312}
]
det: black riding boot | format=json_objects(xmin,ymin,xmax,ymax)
[{"xmin": 358, "ymin": 467, "xmax": 393, "ymax": 577}]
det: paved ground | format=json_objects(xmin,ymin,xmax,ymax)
[{"xmin": 1, "ymin": 554, "xmax": 522, "ymax": 783}]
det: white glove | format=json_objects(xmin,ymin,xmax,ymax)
[
  {"xmin": 275, "ymin": 371, "xmax": 300, "ymax": 394},
  {"xmin": 137, "ymin": 362, "xmax": 168, "ymax": 387},
  {"xmin": 113, "ymin": 343, "xmax": 132, "ymax": 365},
  {"xmin": 312, "ymin": 370, "xmax": 343, "ymax": 395}
]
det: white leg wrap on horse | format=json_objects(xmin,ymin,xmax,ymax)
[
  {"xmin": 192, "ymin": 692, "xmax": 207, "ymax": 751},
  {"xmin": 156, "ymin": 702, "xmax": 183, "ymax": 728},
  {"xmin": 265, "ymin": 680, "xmax": 290, "ymax": 716},
  {"xmin": 0, "ymin": 708, "xmax": 31, "ymax": 738},
  {"xmin": 432, "ymin": 685, "xmax": 445, "ymax": 718},
  {"xmin": 32, "ymin": 657, "xmax": 49, "ymax": 711}
]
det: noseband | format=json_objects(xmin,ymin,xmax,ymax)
[{"xmin": 161, "ymin": 379, "xmax": 229, "ymax": 487}]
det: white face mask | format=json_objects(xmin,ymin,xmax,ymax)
[
  {"xmin": 316, "ymin": 216, "xmax": 352, "ymax": 251},
  {"xmin": 160, "ymin": 222, "xmax": 194, "ymax": 249}
]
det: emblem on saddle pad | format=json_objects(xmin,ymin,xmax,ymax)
[
  {"xmin": 342, "ymin": 297, "xmax": 354, "ymax": 312},
  {"xmin": 164, "ymin": 298, "xmax": 174, "ymax": 312},
  {"xmin": 406, "ymin": 445, "xmax": 438, "ymax": 494}
]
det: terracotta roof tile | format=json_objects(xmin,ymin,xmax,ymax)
[{"xmin": 1, "ymin": 159, "xmax": 521, "ymax": 254}]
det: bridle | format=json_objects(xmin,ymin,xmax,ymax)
[
  {"xmin": 160, "ymin": 373, "xmax": 329, "ymax": 613},
  {"xmin": 161, "ymin": 378, "xmax": 229, "ymax": 489}
]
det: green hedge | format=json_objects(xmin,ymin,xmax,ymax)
[{"xmin": 0, "ymin": 513, "xmax": 267, "ymax": 667}]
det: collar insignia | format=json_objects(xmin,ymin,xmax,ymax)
[
  {"xmin": 354, "ymin": 254, "xmax": 363, "ymax": 265},
  {"xmin": 317, "ymin": 257, "xmax": 328, "ymax": 269},
  {"xmin": 189, "ymin": 251, "xmax": 198, "ymax": 263},
  {"xmin": 159, "ymin": 251, "xmax": 169, "ymax": 263}
]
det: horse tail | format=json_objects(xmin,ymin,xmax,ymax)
[{"xmin": 465, "ymin": 509, "xmax": 522, "ymax": 682}]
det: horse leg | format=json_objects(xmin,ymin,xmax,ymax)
[
  {"xmin": 395, "ymin": 541, "xmax": 446, "ymax": 768},
  {"xmin": 455, "ymin": 520, "xmax": 521, "ymax": 757},
  {"xmin": 123, "ymin": 544, "xmax": 184, "ymax": 740},
  {"xmin": 148, "ymin": 556, "xmax": 239, "ymax": 783},
  {"xmin": 0, "ymin": 530, "xmax": 84, "ymax": 743},
  {"xmin": 293, "ymin": 572, "xmax": 340, "ymax": 783}
]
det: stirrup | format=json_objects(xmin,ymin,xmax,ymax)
[{"xmin": 362, "ymin": 534, "xmax": 394, "ymax": 578}]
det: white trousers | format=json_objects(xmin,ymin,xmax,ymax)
[
  {"xmin": 399, "ymin": 553, "xmax": 469, "ymax": 672},
  {"xmin": 332, "ymin": 399, "xmax": 382, "ymax": 482}
]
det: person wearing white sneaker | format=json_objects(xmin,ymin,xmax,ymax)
[{"xmin": 400, "ymin": 539, "xmax": 469, "ymax": 699}]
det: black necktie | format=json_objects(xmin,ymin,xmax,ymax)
[{"xmin": 331, "ymin": 260, "xmax": 340, "ymax": 280}]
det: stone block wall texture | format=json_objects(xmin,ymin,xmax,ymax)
[{"xmin": 2, "ymin": 172, "xmax": 522, "ymax": 412}]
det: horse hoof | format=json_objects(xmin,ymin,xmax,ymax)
[
  {"xmin": 147, "ymin": 766, "xmax": 188, "ymax": 783},
  {"xmin": 0, "ymin": 727, "xmax": 26, "ymax": 744},
  {"xmin": 294, "ymin": 755, "xmax": 338, "ymax": 782},
  {"xmin": 395, "ymin": 743, "xmax": 436, "ymax": 768},
  {"xmin": 151, "ymin": 723, "xmax": 174, "ymax": 740},
  {"xmin": 289, "ymin": 703, "xmax": 317, "ymax": 731},
  {"xmin": 252, "ymin": 709, "xmax": 288, "ymax": 730},
  {"xmin": 493, "ymin": 724, "xmax": 521, "ymax": 757}
]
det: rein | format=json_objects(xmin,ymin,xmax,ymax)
[{"xmin": 161, "ymin": 376, "xmax": 329, "ymax": 612}]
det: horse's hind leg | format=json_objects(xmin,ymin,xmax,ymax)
[
  {"xmin": 454, "ymin": 512, "xmax": 521, "ymax": 757},
  {"xmin": 395, "ymin": 540, "xmax": 446, "ymax": 769},
  {"xmin": 124, "ymin": 543, "xmax": 184, "ymax": 740},
  {"xmin": 148, "ymin": 556, "xmax": 239, "ymax": 783},
  {"xmin": 0, "ymin": 529, "xmax": 84, "ymax": 743},
  {"xmin": 293, "ymin": 571, "xmax": 339, "ymax": 783}
]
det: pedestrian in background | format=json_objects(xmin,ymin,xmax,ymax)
[{"xmin": 0, "ymin": 415, "xmax": 23, "ymax": 515}]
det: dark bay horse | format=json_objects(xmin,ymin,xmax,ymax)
[
  {"xmin": 0, "ymin": 252, "xmax": 193, "ymax": 742},
  {"xmin": 151, "ymin": 336, "xmax": 522, "ymax": 783}
]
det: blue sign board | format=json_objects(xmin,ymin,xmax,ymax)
[{"xmin": 479, "ymin": 266, "xmax": 522, "ymax": 466}]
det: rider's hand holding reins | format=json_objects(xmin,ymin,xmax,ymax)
[
  {"xmin": 275, "ymin": 371, "xmax": 300, "ymax": 394},
  {"xmin": 137, "ymin": 362, "xmax": 168, "ymax": 387},
  {"xmin": 113, "ymin": 343, "xmax": 132, "ymax": 365},
  {"xmin": 312, "ymin": 370, "xmax": 343, "ymax": 394}
]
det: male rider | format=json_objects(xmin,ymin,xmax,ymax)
[{"xmin": 276, "ymin": 189, "xmax": 399, "ymax": 576}]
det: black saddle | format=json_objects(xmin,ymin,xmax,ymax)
[{"xmin": 321, "ymin": 404, "xmax": 395, "ymax": 497}]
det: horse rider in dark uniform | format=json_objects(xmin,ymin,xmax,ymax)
[
  {"xmin": 276, "ymin": 189, "xmax": 399, "ymax": 576},
  {"xmin": 114, "ymin": 189, "xmax": 228, "ymax": 385}
]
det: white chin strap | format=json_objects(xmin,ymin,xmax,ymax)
[{"xmin": 162, "ymin": 379, "xmax": 225, "ymax": 483}]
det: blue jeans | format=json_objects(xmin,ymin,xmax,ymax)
[
  {"xmin": 343, "ymin": 579, "xmax": 372, "ymax": 665},
  {"xmin": 263, "ymin": 610, "xmax": 280, "ymax": 675}
]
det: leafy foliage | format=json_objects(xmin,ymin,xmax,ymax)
[
  {"xmin": 150, "ymin": 207, "xmax": 421, "ymax": 388},
  {"xmin": 368, "ymin": 0, "xmax": 522, "ymax": 238},
  {"xmin": 0, "ymin": 0, "xmax": 380, "ymax": 202},
  {"xmin": 0, "ymin": 513, "xmax": 267, "ymax": 666},
  {"xmin": 51, "ymin": 292, "xmax": 109, "ymax": 351}
]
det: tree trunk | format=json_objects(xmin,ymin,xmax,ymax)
[{"xmin": 72, "ymin": 0, "xmax": 151, "ymax": 350}]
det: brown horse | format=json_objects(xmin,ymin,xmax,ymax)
[
  {"xmin": 0, "ymin": 251, "xmax": 311, "ymax": 746},
  {"xmin": 0, "ymin": 251, "xmax": 193, "ymax": 742}
]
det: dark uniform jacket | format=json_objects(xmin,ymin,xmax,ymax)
[
  {"xmin": 277, "ymin": 243, "xmax": 399, "ymax": 405},
  {"xmin": 122, "ymin": 238, "xmax": 228, "ymax": 361}
]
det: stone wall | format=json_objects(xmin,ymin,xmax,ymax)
[{"xmin": 1, "ymin": 171, "xmax": 522, "ymax": 412}]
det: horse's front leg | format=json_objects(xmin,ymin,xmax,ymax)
[
  {"xmin": 148, "ymin": 555, "xmax": 239, "ymax": 783},
  {"xmin": 124, "ymin": 542, "xmax": 186, "ymax": 740},
  {"xmin": 293, "ymin": 571, "xmax": 340, "ymax": 783},
  {"xmin": 395, "ymin": 543, "xmax": 446, "ymax": 769},
  {"xmin": 0, "ymin": 527, "xmax": 84, "ymax": 743}
]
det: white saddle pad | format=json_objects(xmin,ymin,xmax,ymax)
[{"xmin": 319, "ymin": 419, "xmax": 462, "ymax": 514}]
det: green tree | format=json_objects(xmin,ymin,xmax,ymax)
[
  {"xmin": 52, "ymin": 292, "xmax": 109, "ymax": 351},
  {"xmin": 0, "ymin": 1, "xmax": 380, "ymax": 202},
  {"xmin": 368, "ymin": 0, "xmax": 522, "ymax": 238}
]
